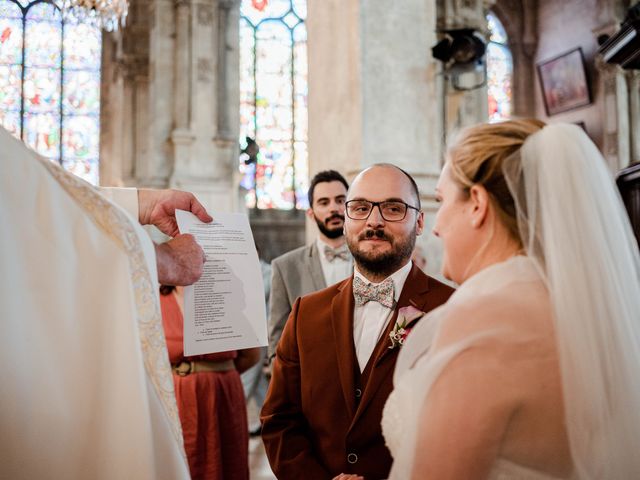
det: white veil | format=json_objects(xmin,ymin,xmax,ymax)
[{"xmin": 503, "ymin": 124, "xmax": 640, "ymax": 478}]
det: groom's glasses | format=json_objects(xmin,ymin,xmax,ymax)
[{"xmin": 345, "ymin": 200, "xmax": 419, "ymax": 222}]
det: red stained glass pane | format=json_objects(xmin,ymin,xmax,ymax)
[
  {"xmin": 23, "ymin": 66, "xmax": 60, "ymax": 113},
  {"xmin": 0, "ymin": 12, "xmax": 23, "ymax": 65},
  {"xmin": 240, "ymin": 0, "xmax": 308, "ymax": 209},
  {"xmin": 242, "ymin": 0, "xmax": 291, "ymax": 26},
  {"xmin": 486, "ymin": 13, "xmax": 512, "ymax": 123},
  {"xmin": 0, "ymin": 1, "xmax": 102, "ymax": 185}
]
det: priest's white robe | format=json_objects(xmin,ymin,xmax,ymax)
[{"xmin": 0, "ymin": 128, "xmax": 190, "ymax": 479}]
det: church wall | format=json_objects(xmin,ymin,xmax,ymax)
[{"xmin": 533, "ymin": 0, "xmax": 605, "ymax": 148}]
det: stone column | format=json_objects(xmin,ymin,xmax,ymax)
[
  {"xmin": 99, "ymin": 0, "xmax": 151, "ymax": 187},
  {"xmin": 169, "ymin": 0, "xmax": 196, "ymax": 182},
  {"xmin": 166, "ymin": 0, "xmax": 238, "ymax": 212},
  {"xmin": 307, "ymin": 0, "xmax": 446, "ymax": 275},
  {"xmin": 593, "ymin": 0, "xmax": 633, "ymax": 173},
  {"xmin": 501, "ymin": 0, "xmax": 538, "ymax": 118},
  {"xmin": 101, "ymin": 0, "xmax": 239, "ymax": 210},
  {"xmin": 439, "ymin": 0, "xmax": 489, "ymax": 136}
]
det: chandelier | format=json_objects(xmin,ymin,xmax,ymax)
[{"xmin": 61, "ymin": 0, "xmax": 129, "ymax": 31}]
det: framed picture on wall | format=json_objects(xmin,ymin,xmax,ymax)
[{"xmin": 537, "ymin": 48, "xmax": 592, "ymax": 116}]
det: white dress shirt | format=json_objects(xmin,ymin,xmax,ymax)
[
  {"xmin": 317, "ymin": 238, "xmax": 353, "ymax": 286},
  {"xmin": 353, "ymin": 261, "xmax": 413, "ymax": 372}
]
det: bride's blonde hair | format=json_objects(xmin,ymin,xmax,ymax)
[{"xmin": 446, "ymin": 118, "xmax": 546, "ymax": 244}]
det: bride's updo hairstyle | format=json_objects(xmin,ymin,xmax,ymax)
[{"xmin": 446, "ymin": 119, "xmax": 545, "ymax": 245}]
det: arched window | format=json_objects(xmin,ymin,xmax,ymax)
[
  {"xmin": 0, "ymin": 0, "xmax": 102, "ymax": 184},
  {"xmin": 239, "ymin": 0, "xmax": 308, "ymax": 210},
  {"xmin": 486, "ymin": 12, "xmax": 512, "ymax": 122}
]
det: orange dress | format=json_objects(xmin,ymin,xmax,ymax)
[{"xmin": 160, "ymin": 292, "xmax": 249, "ymax": 480}]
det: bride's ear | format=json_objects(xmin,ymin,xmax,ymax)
[{"xmin": 468, "ymin": 184, "xmax": 490, "ymax": 228}]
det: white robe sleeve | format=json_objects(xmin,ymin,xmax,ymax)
[{"xmin": 100, "ymin": 187, "xmax": 139, "ymax": 221}]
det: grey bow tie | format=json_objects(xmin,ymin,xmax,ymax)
[
  {"xmin": 324, "ymin": 245, "xmax": 350, "ymax": 262},
  {"xmin": 353, "ymin": 276, "xmax": 395, "ymax": 309}
]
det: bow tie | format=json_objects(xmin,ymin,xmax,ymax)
[
  {"xmin": 324, "ymin": 245, "xmax": 350, "ymax": 262},
  {"xmin": 353, "ymin": 276, "xmax": 395, "ymax": 309}
]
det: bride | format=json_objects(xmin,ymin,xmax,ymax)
[{"xmin": 382, "ymin": 119, "xmax": 640, "ymax": 479}]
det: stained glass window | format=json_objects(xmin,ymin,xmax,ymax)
[
  {"xmin": 486, "ymin": 12, "xmax": 512, "ymax": 123},
  {"xmin": 0, "ymin": 0, "xmax": 101, "ymax": 184},
  {"xmin": 239, "ymin": 0, "xmax": 308, "ymax": 209}
]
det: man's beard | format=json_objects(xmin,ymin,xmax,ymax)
[
  {"xmin": 347, "ymin": 228, "xmax": 416, "ymax": 278},
  {"xmin": 314, "ymin": 213, "xmax": 345, "ymax": 239}
]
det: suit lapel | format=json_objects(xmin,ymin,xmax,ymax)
[
  {"xmin": 331, "ymin": 277, "xmax": 357, "ymax": 419},
  {"xmin": 352, "ymin": 265, "xmax": 431, "ymax": 425},
  {"xmin": 375, "ymin": 266, "xmax": 431, "ymax": 367},
  {"xmin": 307, "ymin": 243, "xmax": 327, "ymax": 290}
]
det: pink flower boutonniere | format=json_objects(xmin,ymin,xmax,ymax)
[{"xmin": 388, "ymin": 305, "xmax": 426, "ymax": 349}]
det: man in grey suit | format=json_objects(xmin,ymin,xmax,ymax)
[{"xmin": 268, "ymin": 170, "xmax": 352, "ymax": 363}]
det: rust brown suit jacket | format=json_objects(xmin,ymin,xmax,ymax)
[{"xmin": 261, "ymin": 264, "xmax": 454, "ymax": 480}]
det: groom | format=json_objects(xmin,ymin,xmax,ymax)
[{"xmin": 261, "ymin": 164, "xmax": 454, "ymax": 479}]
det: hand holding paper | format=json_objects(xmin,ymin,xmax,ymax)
[{"xmin": 176, "ymin": 210, "xmax": 268, "ymax": 356}]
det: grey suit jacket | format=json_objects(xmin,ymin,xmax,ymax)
[{"xmin": 268, "ymin": 243, "xmax": 326, "ymax": 362}]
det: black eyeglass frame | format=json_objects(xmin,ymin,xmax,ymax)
[{"xmin": 344, "ymin": 200, "xmax": 421, "ymax": 222}]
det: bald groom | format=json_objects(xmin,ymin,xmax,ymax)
[{"xmin": 261, "ymin": 164, "xmax": 454, "ymax": 480}]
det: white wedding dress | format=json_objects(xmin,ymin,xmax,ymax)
[
  {"xmin": 382, "ymin": 256, "xmax": 570, "ymax": 480},
  {"xmin": 383, "ymin": 124, "xmax": 640, "ymax": 479}
]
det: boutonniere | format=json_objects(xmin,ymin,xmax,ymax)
[{"xmin": 388, "ymin": 305, "xmax": 425, "ymax": 349}]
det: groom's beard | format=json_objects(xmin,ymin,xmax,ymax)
[
  {"xmin": 348, "ymin": 228, "xmax": 416, "ymax": 278},
  {"xmin": 314, "ymin": 213, "xmax": 345, "ymax": 239}
]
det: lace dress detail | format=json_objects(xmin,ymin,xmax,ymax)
[{"xmin": 382, "ymin": 257, "xmax": 571, "ymax": 480}]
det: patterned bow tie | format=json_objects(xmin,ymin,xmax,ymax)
[
  {"xmin": 324, "ymin": 245, "xmax": 350, "ymax": 262},
  {"xmin": 353, "ymin": 276, "xmax": 395, "ymax": 309}
]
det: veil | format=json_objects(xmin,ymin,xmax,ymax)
[{"xmin": 503, "ymin": 124, "xmax": 640, "ymax": 478}]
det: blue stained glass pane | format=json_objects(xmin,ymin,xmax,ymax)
[
  {"xmin": 23, "ymin": 111, "xmax": 60, "ymax": 157},
  {"xmin": 25, "ymin": 12, "xmax": 62, "ymax": 67},
  {"xmin": 282, "ymin": 11, "xmax": 301, "ymax": 29},
  {"xmin": 240, "ymin": 0, "xmax": 307, "ymax": 209},
  {"xmin": 62, "ymin": 114, "xmax": 99, "ymax": 160},
  {"xmin": 293, "ymin": 24, "xmax": 307, "ymax": 143},
  {"xmin": 25, "ymin": 2, "xmax": 61, "ymax": 22},
  {"xmin": 63, "ymin": 69, "xmax": 100, "ymax": 115},
  {"xmin": 294, "ymin": 140, "xmax": 307, "ymax": 209},
  {"xmin": 62, "ymin": 156, "xmax": 99, "ymax": 185},
  {"xmin": 239, "ymin": 20, "xmax": 256, "ymax": 148},
  {"xmin": 487, "ymin": 12, "xmax": 507, "ymax": 44},
  {"xmin": 0, "ymin": 108, "xmax": 20, "ymax": 136},
  {"xmin": 0, "ymin": 0, "xmax": 23, "ymax": 18},
  {"xmin": 63, "ymin": 21, "xmax": 101, "ymax": 70},
  {"xmin": 292, "ymin": 0, "xmax": 306, "ymax": 20},
  {"xmin": 0, "ymin": 64, "xmax": 21, "ymax": 109}
]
